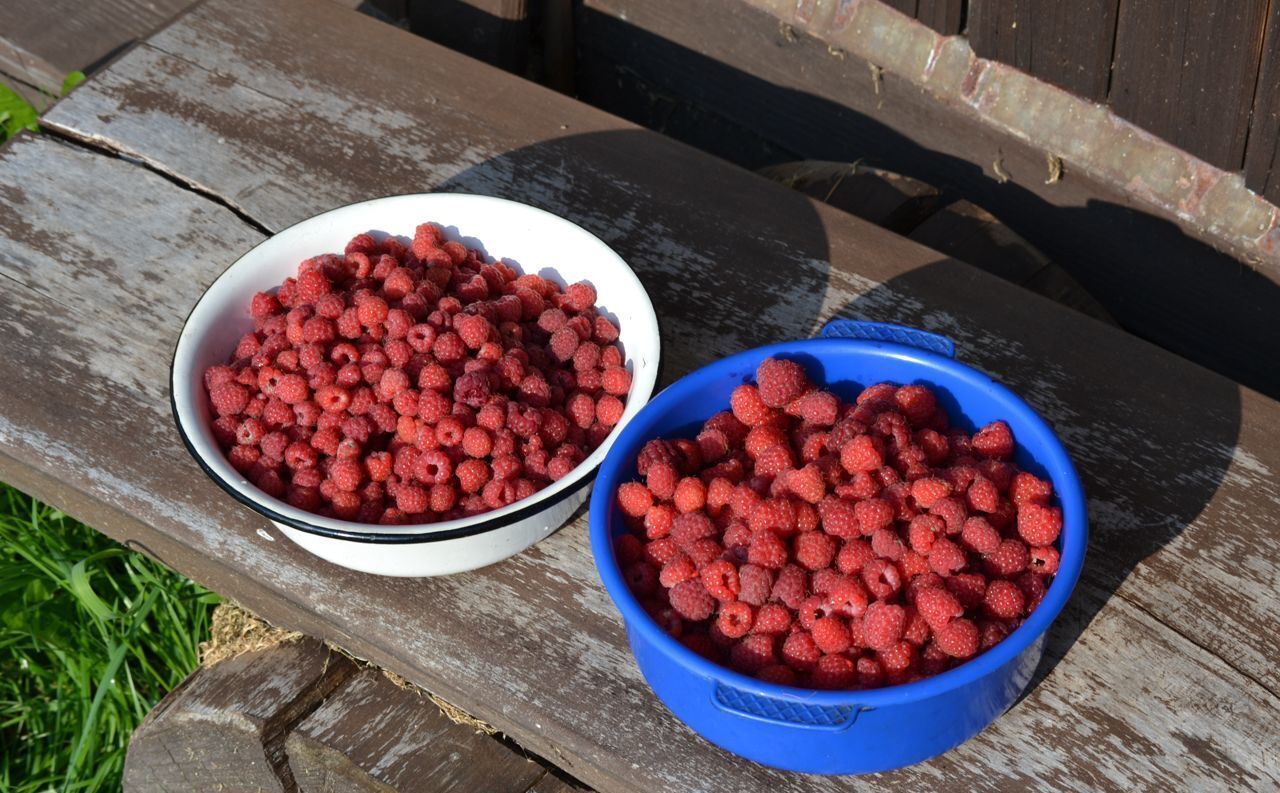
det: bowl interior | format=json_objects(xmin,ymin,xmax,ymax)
[
  {"xmin": 591, "ymin": 338, "xmax": 1086, "ymax": 703},
  {"xmin": 173, "ymin": 193, "xmax": 660, "ymax": 537}
]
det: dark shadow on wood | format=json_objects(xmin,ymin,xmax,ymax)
[
  {"xmin": 409, "ymin": 0, "xmax": 529, "ymax": 73},
  {"xmin": 832, "ymin": 262, "xmax": 1241, "ymax": 697},
  {"xmin": 573, "ymin": 3, "xmax": 1280, "ymax": 400}
]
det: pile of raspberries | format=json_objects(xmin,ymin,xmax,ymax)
[
  {"xmin": 614, "ymin": 357, "xmax": 1062, "ymax": 690},
  {"xmin": 203, "ymin": 222, "xmax": 629, "ymax": 524}
]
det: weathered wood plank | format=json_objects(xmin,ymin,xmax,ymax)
[
  {"xmin": 1109, "ymin": 0, "xmax": 1269, "ymax": 171},
  {"xmin": 1244, "ymin": 0, "xmax": 1280, "ymax": 203},
  {"xmin": 0, "ymin": 0, "xmax": 194, "ymax": 91},
  {"xmin": 571, "ymin": 0, "xmax": 1280, "ymax": 401},
  {"xmin": 967, "ymin": 0, "xmax": 1120, "ymax": 103},
  {"xmin": 287, "ymin": 670, "xmax": 545, "ymax": 792},
  {"xmin": 4, "ymin": 99, "xmax": 1280, "ymax": 793},
  {"xmin": 123, "ymin": 638, "xmax": 357, "ymax": 792}
]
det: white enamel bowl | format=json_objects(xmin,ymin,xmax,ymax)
[{"xmin": 171, "ymin": 193, "xmax": 660, "ymax": 576}]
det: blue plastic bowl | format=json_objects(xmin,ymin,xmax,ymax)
[{"xmin": 589, "ymin": 320, "xmax": 1086, "ymax": 774}]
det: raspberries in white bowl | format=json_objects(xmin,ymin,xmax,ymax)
[
  {"xmin": 204, "ymin": 221, "xmax": 631, "ymax": 525},
  {"xmin": 172, "ymin": 193, "xmax": 659, "ymax": 576}
]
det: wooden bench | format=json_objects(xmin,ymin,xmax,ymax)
[
  {"xmin": 1, "ymin": 0, "xmax": 1278, "ymax": 788},
  {"xmin": 124, "ymin": 625, "xmax": 583, "ymax": 792}
]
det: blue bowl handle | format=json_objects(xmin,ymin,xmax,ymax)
[
  {"xmin": 820, "ymin": 319, "xmax": 956, "ymax": 359},
  {"xmin": 711, "ymin": 681, "xmax": 863, "ymax": 732}
]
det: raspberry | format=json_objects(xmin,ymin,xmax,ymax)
[
  {"xmin": 727, "ymin": 386, "xmax": 771, "ymax": 430},
  {"xmin": 794, "ymin": 531, "xmax": 837, "ymax": 571},
  {"xmin": 781, "ymin": 631, "xmax": 821, "ymax": 672},
  {"xmin": 455, "ymin": 458, "xmax": 490, "ymax": 493},
  {"xmin": 751, "ymin": 603, "xmax": 792, "ymax": 635},
  {"xmin": 819, "ymin": 577, "xmax": 867, "ymax": 619},
  {"xmin": 935, "ymin": 617, "xmax": 979, "ymax": 658},
  {"xmin": 810, "ymin": 654, "xmax": 856, "ymax": 689},
  {"xmin": 644, "ymin": 503, "xmax": 676, "ymax": 539},
  {"xmin": 984, "ymin": 538, "xmax": 1030, "ymax": 578},
  {"xmin": 863, "ymin": 602, "xmax": 907, "ymax": 651},
  {"xmin": 817, "ymin": 497, "xmax": 860, "ymax": 539},
  {"xmin": 640, "ymin": 539, "xmax": 680, "ymax": 570},
  {"xmin": 910, "ymin": 477, "xmax": 951, "ymax": 509},
  {"xmin": 861, "ymin": 558, "xmax": 903, "ymax": 599},
  {"xmin": 945, "ymin": 572, "xmax": 987, "ymax": 609},
  {"xmin": 559, "ymin": 281, "xmax": 595, "ymax": 313},
  {"xmin": 616, "ymin": 482, "xmax": 653, "ymax": 518},
  {"xmin": 961, "ymin": 516, "xmax": 1001, "ymax": 554},
  {"xmin": 811, "ymin": 617, "xmax": 851, "ymax": 654},
  {"xmin": 1029, "ymin": 544, "xmax": 1060, "ymax": 574},
  {"xmin": 296, "ymin": 270, "xmax": 332, "ymax": 303},
  {"xmin": 853, "ymin": 498, "xmax": 893, "ymax": 534},
  {"xmin": 743, "ymin": 424, "xmax": 786, "ymax": 460},
  {"xmin": 395, "ymin": 484, "xmax": 429, "ymax": 513},
  {"xmin": 729, "ymin": 634, "xmax": 776, "ymax": 673},
  {"xmin": 717, "ymin": 601, "xmax": 754, "ymax": 638},
  {"xmin": 796, "ymin": 596, "xmax": 829, "ymax": 630},
  {"xmin": 593, "ymin": 316, "xmax": 620, "ymax": 344},
  {"xmin": 748, "ymin": 530, "xmax": 788, "ymax": 569},
  {"xmin": 966, "ymin": 475, "xmax": 999, "ymax": 513},
  {"xmin": 753, "ymin": 444, "xmax": 795, "ymax": 479},
  {"xmin": 870, "ymin": 527, "xmax": 906, "ymax": 561},
  {"xmin": 671, "ymin": 513, "xmax": 716, "ymax": 547},
  {"xmin": 907, "ymin": 513, "xmax": 944, "ymax": 554},
  {"xmin": 1010, "ymin": 471, "xmax": 1053, "ymax": 506},
  {"xmin": 915, "ymin": 586, "xmax": 963, "ymax": 630},
  {"xmin": 673, "ymin": 477, "xmax": 706, "ymax": 513},
  {"xmin": 660, "ymin": 554, "xmax": 699, "ymax": 589},
  {"xmin": 602, "ymin": 366, "xmax": 631, "ymax": 396},
  {"xmin": 1017, "ymin": 503, "xmax": 1063, "ymax": 546},
  {"xmin": 972, "ymin": 420, "xmax": 1014, "ymax": 459},
  {"xmin": 840, "ymin": 434, "xmax": 883, "ymax": 473},
  {"xmin": 899, "ymin": 549, "xmax": 931, "ymax": 578},
  {"xmin": 700, "ymin": 560, "xmax": 741, "ymax": 601},
  {"xmin": 878, "ymin": 640, "xmax": 916, "ymax": 677},
  {"xmin": 983, "ymin": 579, "xmax": 1025, "ymax": 620},
  {"xmin": 747, "ymin": 498, "xmax": 796, "ymax": 535},
  {"xmin": 756, "ymin": 358, "xmax": 811, "ymax": 408},
  {"xmin": 809, "ymin": 568, "xmax": 845, "ymax": 596},
  {"xmin": 738, "ymin": 564, "xmax": 774, "ymax": 606},
  {"xmin": 979, "ymin": 620, "xmax": 1010, "ymax": 651},
  {"xmin": 329, "ymin": 459, "xmax": 364, "ymax": 492},
  {"xmin": 210, "ymin": 382, "xmax": 250, "ymax": 416},
  {"xmin": 978, "ymin": 459, "xmax": 1014, "ymax": 491},
  {"xmin": 786, "ymin": 390, "xmax": 838, "ymax": 426},
  {"xmin": 929, "ymin": 496, "xmax": 968, "ymax": 535},
  {"xmin": 893, "ymin": 385, "xmax": 936, "ymax": 425},
  {"xmin": 596, "ymin": 395, "xmax": 625, "ymax": 427},
  {"xmin": 902, "ymin": 607, "xmax": 931, "ymax": 646},
  {"xmin": 769, "ymin": 564, "xmax": 808, "ymax": 609},
  {"xmin": 1016, "ymin": 571, "xmax": 1049, "ymax": 611},
  {"xmin": 781, "ymin": 464, "xmax": 826, "ymax": 504},
  {"xmin": 646, "ymin": 462, "xmax": 678, "ymax": 500},
  {"xmin": 927, "ymin": 537, "xmax": 967, "ymax": 576},
  {"xmin": 836, "ymin": 538, "xmax": 875, "ymax": 575}
]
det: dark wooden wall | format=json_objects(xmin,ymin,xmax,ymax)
[{"xmin": 914, "ymin": 0, "xmax": 1280, "ymax": 203}]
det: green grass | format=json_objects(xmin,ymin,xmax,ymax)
[{"xmin": 0, "ymin": 483, "xmax": 219, "ymax": 792}]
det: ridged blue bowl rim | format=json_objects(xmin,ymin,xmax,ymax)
[{"xmin": 589, "ymin": 337, "xmax": 1087, "ymax": 707}]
